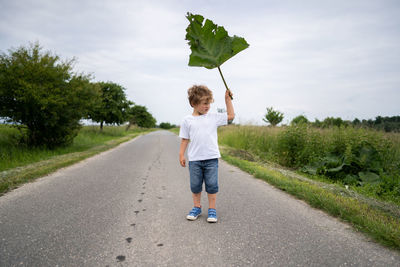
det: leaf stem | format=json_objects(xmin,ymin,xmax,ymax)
[{"xmin": 217, "ymin": 66, "xmax": 233, "ymax": 100}]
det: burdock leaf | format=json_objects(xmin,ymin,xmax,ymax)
[{"xmin": 185, "ymin": 12, "xmax": 249, "ymax": 69}]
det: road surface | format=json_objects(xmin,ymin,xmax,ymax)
[{"xmin": 0, "ymin": 130, "xmax": 399, "ymax": 266}]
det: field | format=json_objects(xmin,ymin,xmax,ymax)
[
  {"xmin": 0, "ymin": 124, "xmax": 153, "ymax": 194},
  {"xmin": 218, "ymin": 124, "xmax": 400, "ymax": 204}
]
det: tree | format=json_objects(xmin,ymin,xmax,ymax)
[
  {"xmin": 127, "ymin": 105, "xmax": 156, "ymax": 128},
  {"xmin": 0, "ymin": 42, "xmax": 98, "ymax": 147},
  {"xmin": 159, "ymin": 122, "xmax": 176, "ymax": 129},
  {"xmin": 88, "ymin": 82, "xmax": 131, "ymax": 130},
  {"xmin": 291, "ymin": 115, "xmax": 309, "ymax": 125},
  {"xmin": 352, "ymin": 118, "xmax": 361, "ymax": 126},
  {"xmin": 314, "ymin": 118, "xmax": 322, "ymax": 128},
  {"xmin": 263, "ymin": 107, "xmax": 284, "ymax": 126},
  {"xmin": 321, "ymin": 117, "xmax": 344, "ymax": 128}
]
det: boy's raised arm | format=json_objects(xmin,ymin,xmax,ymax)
[{"xmin": 225, "ymin": 90, "xmax": 235, "ymax": 123}]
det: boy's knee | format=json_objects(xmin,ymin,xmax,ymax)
[
  {"xmin": 190, "ymin": 183, "xmax": 202, "ymax": 194},
  {"xmin": 205, "ymin": 184, "xmax": 218, "ymax": 194}
]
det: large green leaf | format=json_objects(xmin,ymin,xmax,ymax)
[
  {"xmin": 185, "ymin": 12, "xmax": 249, "ymax": 69},
  {"xmin": 358, "ymin": 171, "xmax": 381, "ymax": 184}
]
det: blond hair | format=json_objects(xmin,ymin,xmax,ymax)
[{"xmin": 187, "ymin": 85, "xmax": 214, "ymax": 107}]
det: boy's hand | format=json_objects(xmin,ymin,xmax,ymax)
[
  {"xmin": 225, "ymin": 89, "xmax": 233, "ymax": 100},
  {"xmin": 179, "ymin": 155, "xmax": 186, "ymax": 167}
]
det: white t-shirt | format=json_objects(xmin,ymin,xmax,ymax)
[{"xmin": 179, "ymin": 112, "xmax": 228, "ymax": 161}]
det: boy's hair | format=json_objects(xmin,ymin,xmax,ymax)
[{"xmin": 188, "ymin": 85, "xmax": 214, "ymax": 107}]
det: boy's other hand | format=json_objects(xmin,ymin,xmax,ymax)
[{"xmin": 180, "ymin": 155, "xmax": 186, "ymax": 167}]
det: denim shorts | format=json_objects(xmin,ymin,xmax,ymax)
[{"xmin": 188, "ymin": 158, "xmax": 219, "ymax": 194}]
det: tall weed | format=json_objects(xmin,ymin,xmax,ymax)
[{"xmin": 219, "ymin": 124, "xmax": 400, "ymax": 201}]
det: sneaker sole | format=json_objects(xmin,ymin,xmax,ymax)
[
  {"xmin": 207, "ymin": 217, "xmax": 218, "ymax": 223},
  {"xmin": 186, "ymin": 215, "xmax": 199, "ymax": 220}
]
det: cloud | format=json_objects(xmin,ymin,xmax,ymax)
[{"xmin": 1, "ymin": 0, "xmax": 399, "ymax": 125}]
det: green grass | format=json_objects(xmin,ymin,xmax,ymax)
[
  {"xmin": 0, "ymin": 125, "xmax": 154, "ymax": 195},
  {"xmin": 0, "ymin": 125, "xmax": 142, "ymax": 171},
  {"xmin": 168, "ymin": 127, "xmax": 180, "ymax": 135},
  {"xmin": 221, "ymin": 153, "xmax": 400, "ymax": 250},
  {"xmin": 219, "ymin": 125, "xmax": 400, "ymax": 204}
]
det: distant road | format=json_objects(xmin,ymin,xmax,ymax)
[{"xmin": 0, "ymin": 130, "xmax": 399, "ymax": 266}]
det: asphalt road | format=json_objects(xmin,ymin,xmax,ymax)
[{"xmin": 0, "ymin": 130, "xmax": 399, "ymax": 266}]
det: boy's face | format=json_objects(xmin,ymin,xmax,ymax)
[{"xmin": 193, "ymin": 98, "xmax": 211, "ymax": 115}]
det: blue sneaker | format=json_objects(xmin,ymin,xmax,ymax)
[
  {"xmin": 186, "ymin": 207, "xmax": 202, "ymax": 220},
  {"xmin": 207, "ymin": 208, "xmax": 218, "ymax": 223}
]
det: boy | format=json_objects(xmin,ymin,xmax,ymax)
[{"xmin": 179, "ymin": 85, "xmax": 234, "ymax": 223}]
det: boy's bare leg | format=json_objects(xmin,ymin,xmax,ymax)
[
  {"xmin": 207, "ymin": 193, "xmax": 216, "ymax": 209},
  {"xmin": 192, "ymin": 192, "xmax": 201, "ymax": 207}
]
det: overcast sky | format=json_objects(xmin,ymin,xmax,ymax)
[{"xmin": 1, "ymin": 0, "xmax": 399, "ymax": 125}]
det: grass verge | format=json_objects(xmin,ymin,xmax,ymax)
[
  {"xmin": 0, "ymin": 126, "xmax": 153, "ymax": 195},
  {"xmin": 168, "ymin": 127, "xmax": 180, "ymax": 135},
  {"xmin": 221, "ymin": 149, "xmax": 400, "ymax": 250}
]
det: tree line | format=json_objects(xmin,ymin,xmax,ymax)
[
  {"xmin": 0, "ymin": 42, "xmax": 157, "ymax": 148},
  {"xmin": 263, "ymin": 107, "xmax": 400, "ymax": 132}
]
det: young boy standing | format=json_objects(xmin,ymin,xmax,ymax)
[{"xmin": 179, "ymin": 85, "xmax": 234, "ymax": 223}]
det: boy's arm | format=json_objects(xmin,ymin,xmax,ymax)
[
  {"xmin": 179, "ymin": 138, "xmax": 189, "ymax": 167},
  {"xmin": 225, "ymin": 90, "xmax": 235, "ymax": 124}
]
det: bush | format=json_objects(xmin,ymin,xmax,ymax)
[
  {"xmin": 291, "ymin": 115, "xmax": 309, "ymax": 125},
  {"xmin": 276, "ymin": 125, "xmax": 308, "ymax": 167},
  {"xmin": 159, "ymin": 122, "xmax": 176, "ymax": 129}
]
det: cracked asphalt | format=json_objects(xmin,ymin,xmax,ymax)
[{"xmin": 0, "ymin": 130, "xmax": 399, "ymax": 266}]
